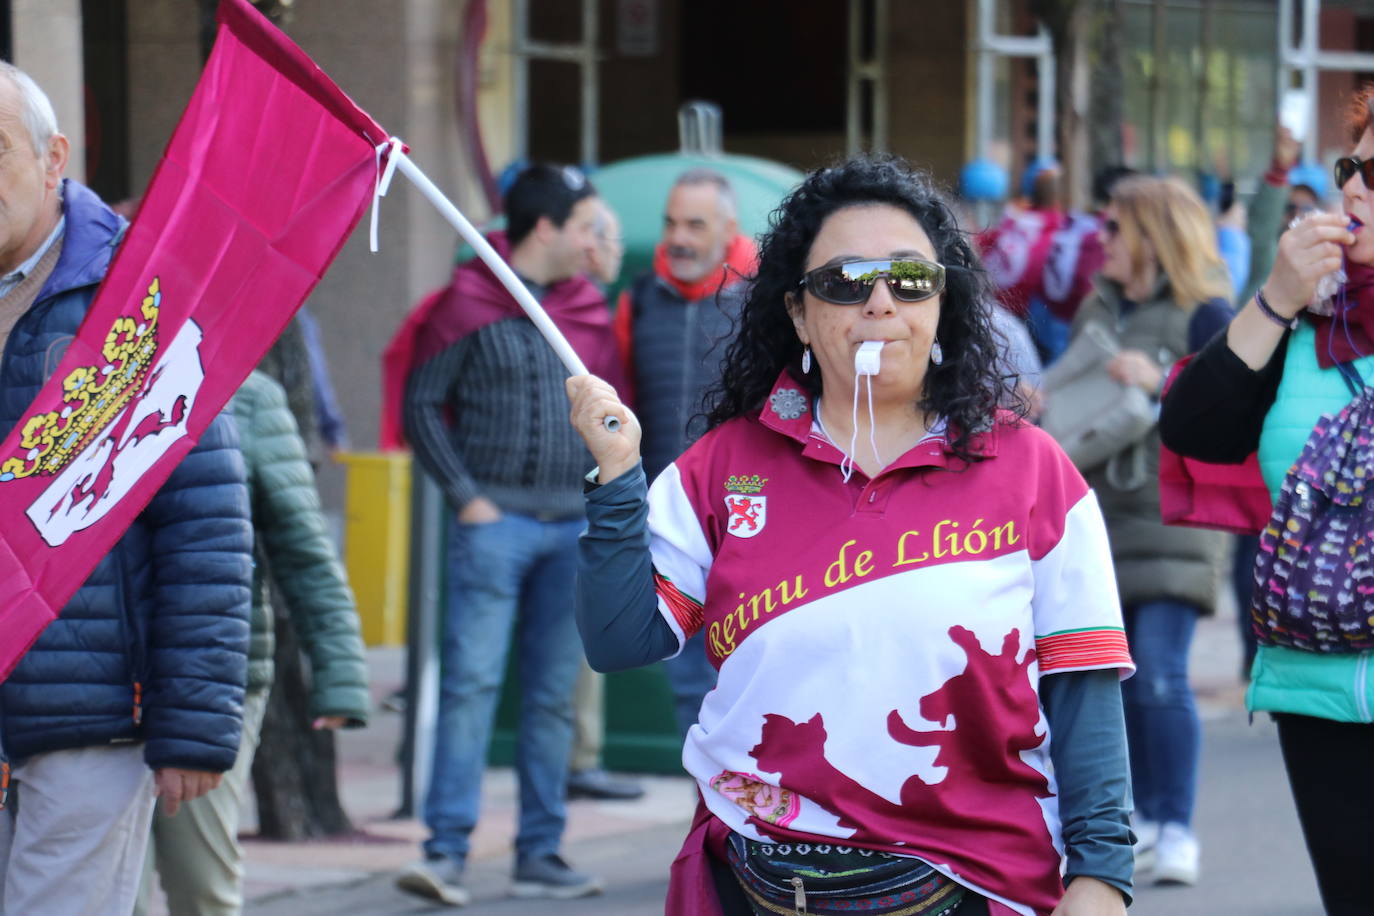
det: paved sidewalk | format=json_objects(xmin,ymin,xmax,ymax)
[
  {"xmin": 226, "ymin": 581, "xmax": 1318, "ymax": 914},
  {"xmin": 231, "ymin": 647, "xmax": 695, "ymax": 913}
]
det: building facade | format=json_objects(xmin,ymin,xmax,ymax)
[{"xmin": 6, "ymin": 0, "xmax": 1374, "ymax": 499}]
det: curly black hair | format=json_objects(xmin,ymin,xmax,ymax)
[{"xmin": 704, "ymin": 154, "xmax": 1016, "ymax": 463}]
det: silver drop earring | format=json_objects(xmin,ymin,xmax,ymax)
[
  {"xmin": 930, "ymin": 339, "xmax": 943, "ymax": 366},
  {"xmin": 801, "ymin": 346, "xmax": 812, "ymax": 374}
]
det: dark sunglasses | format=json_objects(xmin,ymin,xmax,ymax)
[
  {"xmin": 1335, "ymin": 155, "xmax": 1374, "ymax": 190},
  {"xmin": 798, "ymin": 258, "xmax": 946, "ymax": 305}
]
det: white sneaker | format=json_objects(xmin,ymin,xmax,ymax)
[
  {"xmin": 1153, "ymin": 822, "xmax": 1199, "ymax": 886},
  {"xmin": 396, "ymin": 856, "xmax": 471, "ymax": 906},
  {"xmin": 1132, "ymin": 819, "xmax": 1160, "ymax": 876}
]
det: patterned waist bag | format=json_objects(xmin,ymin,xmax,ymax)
[
  {"xmin": 724, "ymin": 833, "xmax": 967, "ymax": 916},
  {"xmin": 1252, "ymin": 368, "xmax": 1374, "ymax": 652}
]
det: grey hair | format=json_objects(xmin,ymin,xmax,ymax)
[
  {"xmin": 673, "ymin": 167, "xmax": 737, "ymax": 219},
  {"xmin": 0, "ymin": 62, "xmax": 57, "ymax": 153}
]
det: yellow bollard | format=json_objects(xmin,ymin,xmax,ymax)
[{"xmin": 338, "ymin": 451, "xmax": 411, "ymax": 646}]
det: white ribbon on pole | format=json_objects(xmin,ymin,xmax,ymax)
[
  {"xmin": 369, "ymin": 138, "xmax": 403, "ymax": 253},
  {"xmin": 377, "ymin": 139, "xmax": 621, "ymax": 431}
]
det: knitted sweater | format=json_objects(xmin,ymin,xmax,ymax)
[
  {"xmin": 403, "ymin": 315, "xmax": 594, "ymax": 520},
  {"xmin": 0, "ymin": 236, "xmax": 63, "ymax": 357}
]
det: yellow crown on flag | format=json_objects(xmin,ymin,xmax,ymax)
[
  {"xmin": 0, "ymin": 278, "xmax": 163, "ymax": 482},
  {"xmin": 724, "ymin": 474, "xmax": 768, "ymax": 495}
]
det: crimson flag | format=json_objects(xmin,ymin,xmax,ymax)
[{"xmin": 0, "ymin": 0, "xmax": 391, "ymax": 678}]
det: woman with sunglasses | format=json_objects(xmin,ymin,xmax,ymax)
[
  {"xmin": 1159, "ymin": 88, "xmax": 1374, "ymax": 913},
  {"xmin": 1065, "ymin": 175, "xmax": 1234, "ymax": 888},
  {"xmin": 566, "ymin": 155, "xmax": 1134, "ymax": 916}
]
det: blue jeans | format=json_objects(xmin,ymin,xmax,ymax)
[
  {"xmin": 423, "ymin": 512, "xmax": 584, "ymax": 863},
  {"xmin": 1121, "ymin": 599, "xmax": 1201, "ymax": 827},
  {"xmin": 663, "ymin": 631, "xmax": 718, "ymax": 741}
]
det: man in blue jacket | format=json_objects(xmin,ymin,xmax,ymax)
[{"xmin": 0, "ymin": 64, "xmax": 252, "ymax": 916}]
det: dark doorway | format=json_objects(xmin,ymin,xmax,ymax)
[
  {"xmin": 681, "ymin": 0, "xmax": 846, "ymax": 135},
  {"xmin": 81, "ymin": 0, "xmax": 129, "ymax": 204},
  {"xmin": 679, "ymin": 0, "xmax": 847, "ymax": 167}
]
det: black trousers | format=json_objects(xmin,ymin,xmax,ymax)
[{"xmin": 1273, "ymin": 712, "xmax": 1374, "ymax": 915}]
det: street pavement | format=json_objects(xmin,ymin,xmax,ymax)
[{"xmin": 239, "ymin": 594, "xmax": 1330, "ymax": 915}]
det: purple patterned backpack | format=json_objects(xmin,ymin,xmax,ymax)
[{"xmin": 1252, "ymin": 379, "xmax": 1374, "ymax": 653}]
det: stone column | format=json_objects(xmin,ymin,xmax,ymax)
[
  {"xmin": 11, "ymin": 0, "xmax": 85, "ymax": 181},
  {"xmin": 125, "ymin": 0, "xmax": 201, "ymax": 195}
]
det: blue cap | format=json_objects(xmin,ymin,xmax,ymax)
[
  {"xmin": 496, "ymin": 159, "xmax": 531, "ymax": 198},
  {"xmin": 1020, "ymin": 156, "xmax": 1060, "ymax": 199},
  {"xmin": 959, "ymin": 158, "xmax": 1009, "ymax": 202},
  {"xmin": 1288, "ymin": 161, "xmax": 1328, "ymax": 199}
]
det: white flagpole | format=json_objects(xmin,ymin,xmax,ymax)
[{"xmin": 385, "ymin": 147, "xmax": 620, "ymax": 430}]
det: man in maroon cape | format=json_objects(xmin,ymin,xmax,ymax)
[{"xmin": 394, "ymin": 164, "xmax": 617, "ymax": 905}]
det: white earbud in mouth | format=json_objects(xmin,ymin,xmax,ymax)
[{"xmin": 854, "ymin": 340, "xmax": 883, "ymax": 376}]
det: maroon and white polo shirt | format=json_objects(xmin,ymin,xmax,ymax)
[{"xmin": 645, "ymin": 374, "xmax": 1133, "ymax": 916}]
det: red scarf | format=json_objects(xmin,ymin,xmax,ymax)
[{"xmin": 1311, "ymin": 260, "xmax": 1374, "ymax": 368}]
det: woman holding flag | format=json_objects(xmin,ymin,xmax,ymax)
[{"xmin": 567, "ymin": 155, "xmax": 1134, "ymax": 916}]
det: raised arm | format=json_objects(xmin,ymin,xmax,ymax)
[
  {"xmin": 566, "ymin": 375, "xmax": 678, "ymax": 671},
  {"xmin": 1159, "ymin": 330, "xmax": 1285, "ymax": 463},
  {"xmin": 1231, "ymin": 212, "xmax": 1352, "ymax": 370},
  {"xmin": 565, "ymin": 374, "xmax": 640, "ymax": 485},
  {"xmin": 1161, "ymin": 211, "xmax": 1352, "ymax": 462}
]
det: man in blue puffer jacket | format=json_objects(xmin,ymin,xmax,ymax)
[{"xmin": 0, "ymin": 64, "xmax": 252, "ymax": 916}]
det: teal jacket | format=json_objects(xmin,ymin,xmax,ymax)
[
  {"xmin": 1250, "ymin": 325, "xmax": 1374, "ymax": 722},
  {"xmin": 230, "ymin": 371, "xmax": 370, "ymax": 726}
]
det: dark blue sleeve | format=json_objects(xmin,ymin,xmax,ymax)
[
  {"xmin": 139, "ymin": 411, "xmax": 254, "ymax": 772},
  {"xmin": 1041, "ymin": 668, "xmax": 1134, "ymax": 904},
  {"xmin": 577, "ymin": 462, "xmax": 679, "ymax": 671},
  {"xmin": 1187, "ymin": 298, "xmax": 1235, "ymax": 354},
  {"xmin": 297, "ymin": 307, "xmax": 348, "ymax": 449}
]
